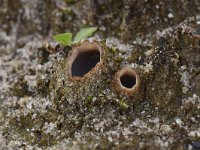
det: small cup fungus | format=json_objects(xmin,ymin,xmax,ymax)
[{"xmin": 113, "ymin": 67, "xmax": 140, "ymax": 97}]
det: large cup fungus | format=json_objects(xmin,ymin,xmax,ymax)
[{"xmin": 69, "ymin": 41, "xmax": 104, "ymax": 79}]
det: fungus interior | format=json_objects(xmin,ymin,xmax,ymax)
[
  {"xmin": 71, "ymin": 48, "xmax": 100, "ymax": 77},
  {"xmin": 119, "ymin": 69, "xmax": 136, "ymax": 88}
]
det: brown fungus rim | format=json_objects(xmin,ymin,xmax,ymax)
[
  {"xmin": 114, "ymin": 67, "xmax": 140, "ymax": 97},
  {"xmin": 68, "ymin": 41, "xmax": 104, "ymax": 81}
]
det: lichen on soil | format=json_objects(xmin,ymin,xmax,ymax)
[{"xmin": 0, "ymin": 0, "xmax": 200, "ymax": 149}]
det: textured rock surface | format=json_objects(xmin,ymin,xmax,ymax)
[
  {"xmin": 0, "ymin": 0, "xmax": 200, "ymax": 149},
  {"xmin": 1, "ymin": 0, "xmax": 200, "ymax": 41}
]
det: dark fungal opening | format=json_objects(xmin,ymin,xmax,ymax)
[
  {"xmin": 71, "ymin": 49, "xmax": 100, "ymax": 77},
  {"xmin": 120, "ymin": 72, "xmax": 136, "ymax": 88}
]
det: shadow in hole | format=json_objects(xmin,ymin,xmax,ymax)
[{"xmin": 71, "ymin": 50, "xmax": 100, "ymax": 77}]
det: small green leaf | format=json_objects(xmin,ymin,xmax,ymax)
[
  {"xmin": 74, "ymin": 27, "xmax": 97, "ymax": 43},
  {"xmin": 53, "ymin": 33, "xmax": 72, "ymax": 46}
]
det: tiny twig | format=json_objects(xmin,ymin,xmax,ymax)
[{"xmin": 9, "ymin": 11, "xmax": 21, "ymax": 60}]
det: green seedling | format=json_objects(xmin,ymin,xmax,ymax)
[{"xmin": 53, "ymin": 27, "xmax": 97, "ymax": 46}]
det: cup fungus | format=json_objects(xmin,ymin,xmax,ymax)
[
  {"xmin": 113, "ymin": 67, "xmax": 140, "ymax": 97},
  {"xmin": 69, "ymin": 41, "xmax": 104, "ymax": 79}
]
